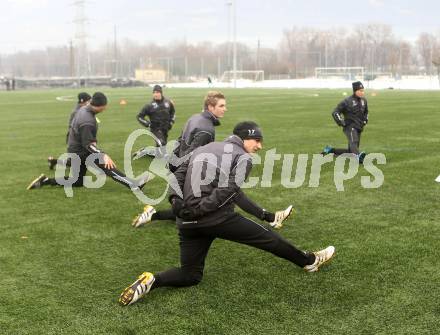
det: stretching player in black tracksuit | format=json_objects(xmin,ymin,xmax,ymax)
[
  {"xmin": 322, "ymin": 81, "xmax": 369, "ymax": 163},
  {"xmin": 119, "ymin": 121, "xmax": 335, "ymax": 306},
  {"xmin": 27, "ymin": 92, "xmax": 149, "ymax": 191},
  {"xmin": 131, "ymin": 92, "xmax": 294, "ymax": 228},
  {"xmin": 132, "ymin": 91, "xmax": 226, "ymax": 226},
  {"xmin": 132, "ymin": 85, "xmax": 175, "ymax": 159},
  {"xmin": 47, "ymin": 92, "xmax": 92, "ymax": 170}
]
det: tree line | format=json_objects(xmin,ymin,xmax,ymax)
[{"xmin": 1, "ymin": 24, "xmax": 439, "ymax": 80}]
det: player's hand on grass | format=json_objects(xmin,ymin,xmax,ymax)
[{"xmin": 103, "ymin": 154, "xmax": 116, "ymax": 169}]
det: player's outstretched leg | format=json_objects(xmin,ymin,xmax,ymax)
[
  {"xmin": 132, "ymin": 208, "xmax": 176, "ymax": 227},
  {"xmin": 27, "ymin": 174, "xmax": 47, "ymax": 190},
  {"xmin": 132, "ymin": 205, "xmax": 156, "ymax": 228},
  {"xmin": 321, "ymin": 145, "xmax": 334, "ymax": 155},
  {"xmin": 269, "ymin": 205, "xmax": 294, "ymax": 229},
  {"xmin": 132, "ymin": 147, "xmax": 157, "ymax": 160},
  {"xmin": 119, "ymin": 272, "xmax": 155, "ymax": 306},
  {"xmin": 47, "ymin": 156, "xmax": 71, "ymax": 170},
  {"xmin": 47, "ymin": 156, "xmax": 58, "ymax": 170},
  {"xmin": 303, "ymin": 246, "xmax": 335, "ymax": 272},
  {"xmin": 27, "ymin": 174, "xmax": 58, "ymax": 190},
  {"xmin": 103, "ymin": 166, "xmax": 151, "ymax": 191}
]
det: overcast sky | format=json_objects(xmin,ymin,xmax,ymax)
[{"xmin": 1, "ymin": 0, "xmax": 439, "ymax": 53}]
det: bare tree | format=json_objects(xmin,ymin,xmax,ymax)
[
  {"xmin": 4, "ymin": 23, "xmax": 440, "ymax": 80},
  {"xmin": 416, "ymin": 33, "xmax": 439, "ymax": 75}
]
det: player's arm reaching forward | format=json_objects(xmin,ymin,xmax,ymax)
[
  {"xmin": 168, "ymin": 100, "xmax": 176, "ymax": 129},
  {"xmin": 332, "ymin": 99, "xmax": 347, "ymax": 127},
  {"xmin": 137, "ymin": 104, "xmax": 152, "ymax": 128}
]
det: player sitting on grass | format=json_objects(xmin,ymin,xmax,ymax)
[
  {"xmin": 28, "ymin": 92, "xmax": 149, "ymax": 191},
  {"xmin": 119, "ymin": 121, "xmax": 335, "ymax": 306},
  {"xmin": 47, "ymin": 92, "xmax": 91, "ymax": 170}
]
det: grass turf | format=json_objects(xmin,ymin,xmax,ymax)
[{"xmin": 0, "ymin": 87, "xmax": 439, "ymax": 334}]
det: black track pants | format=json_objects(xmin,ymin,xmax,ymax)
[
  {"xmin": 154, "ymin": 214, "xmax": 314, "ymax": 288},
  {"xmin": 333, "ymin": 127, "xmax": 361, "ymax": 155}
]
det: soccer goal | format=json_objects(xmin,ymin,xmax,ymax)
[
  {"xmin": 221, "ymin": 70, "xmax": 264, "ymax": 82},
  {"xmin": 315, "ymin": 67, "xmax": 364, "ymax": 80}
]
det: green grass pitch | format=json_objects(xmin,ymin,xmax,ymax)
[{"xmin": 0, "ymin": 87, "xmax": 439, "ymax": 334}]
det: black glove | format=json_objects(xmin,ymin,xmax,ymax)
[
  {"xmin": 145, "ymin": 120, "xmax": 151, "ymax": 128},
  {"xmin": 262, "ymin": 210, "xmax": 275, "ymax": 222},
  {"xmin": 171, "ymin": 197, "xmax": 184, "ymax": 216},
  {"xmin": 178, "ymin": 207, "xmax": 200, "ymax": 220},
  {"xmin": 170, "ymin": 196, "xmax": 201, "ymax": 220},
  {"xmin": 168, "ymin": 121, "xmax": 174, "ymax": 130}
]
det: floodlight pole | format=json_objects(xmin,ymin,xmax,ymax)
[
  {"xmin": 232, "ymin": 0, "xmax": 237, "ymax": 88},
  {"xmin": 432, "ymin": 60, "xmax": 440, "ymax": 88},
  {"xmin": 73, "ymin": 0, "xmax": 89, "ymax": 85},
  {"xmin": 114, "ymin": 25, "xmax": 118, "ymax": 78},
  {"xmin": 226, "ymin": 1, "xmax": 232, "ymax": 70}
]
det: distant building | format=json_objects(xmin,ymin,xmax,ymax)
[{"xmin": 135, "ymin": 69, "xmax": 167, "ymax": 83}]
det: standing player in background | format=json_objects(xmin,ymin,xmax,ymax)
[
  {"xmin": 132, "ymin": 85, "xmax": 176, "ymax": 159},
  {"xmin": 322, "ymin": 81, "xmax": 369, "ymax": 163},
  {"xmin": 47, "ymin": 92, "xmax": 91, "ymax": 170}
]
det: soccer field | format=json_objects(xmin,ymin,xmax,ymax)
[{"xmin": 1, "ymin": 87, "xmax": 439, "ymax": 334}]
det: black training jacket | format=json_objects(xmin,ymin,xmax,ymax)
[
  {"xmin": 137, "ymin": 97, "xmax": 175, "ymax": 130},
  {"xmin": 67, "ymin": 105, "xmax": 99, "ymax": 156},
  {"xmin": 174, "ymin": 110, "xmax": 220, "ymax": 159},
  {"xmin": 66, "ymin": 103, "xmax": 82, "ymax": 144},
  {"xmin": 171, "ymin": 135, "xmax": 265, "ymax": 229},
  {"xmin": 332, "ymin": 95, "xmax": 369, "ymax": 130}
]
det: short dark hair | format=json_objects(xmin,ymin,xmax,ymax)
[
  {"xmin": 152, "ymin": 85, "xmax": 163, "ymax": 93},
  {"xmin": 77, "ymin": 92, "xmax": 91, "ymax": 103},
  {"xmin": 90, "ymin": 92, "xmax": 108, "ymax": 107}
]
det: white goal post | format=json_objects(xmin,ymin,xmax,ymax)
[
  {"xmin": 221, "ymin": 70, "xmax": 264, "ymax": 82},
  {"xmin": 315, "ymin": 67, "xmax": 364, "ymax": 80}
]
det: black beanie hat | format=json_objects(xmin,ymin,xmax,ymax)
[
  {"xmin": 90, "ymin": 92, "xmax": 108, "ymax": 107},
  {"xmin": 233, "ymin": 121, "xmax": 263, "ymax": 140},
  {"xmin": 152, "ymin": 85, "xmax": 162, "ymax": 93},
  {"xmin": 352, "ymin": 81, "xmax": 364, "ymax": 92},
  {"xmin": 77, "ymin": 92, "xmax": 91, "ymax": 103}
]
